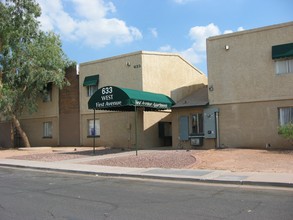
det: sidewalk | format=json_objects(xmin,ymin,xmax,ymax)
[{"xmin": 0, "ymin": 149, "xmax": 293, "ymax": 188}]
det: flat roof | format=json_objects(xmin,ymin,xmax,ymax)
[{"xmin": 207, "ymin": 21, "xmax": 293, "ymax": 41}]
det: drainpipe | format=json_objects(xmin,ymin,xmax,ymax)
[{"xmin": 216, "ymin": 111, "xmax": 220, "ymax": 149}]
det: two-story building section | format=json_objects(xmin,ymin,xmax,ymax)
[
  {"xmin": 207, "ymin": 22, "xmax": 293, "ymax": 148},
  {"xmin": 0, "ymin": 66, "xmax": 80, "ymax": 148},
  {"xmin": 79, "ymin": 51, "xmax": 207, "ymax": 148}
]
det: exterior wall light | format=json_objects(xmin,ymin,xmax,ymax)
[
  {"xmin": 225, "ymin": 45, "xmax": 229, "ymax": 50},
  {"xmin": 209, "ymin": 85, "xmax": 214, "ymax": 91}
]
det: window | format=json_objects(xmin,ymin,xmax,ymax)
[
  {"xmin": 83, "ymin": 74, "xmax": 99, "ymax": 97},
  {"xmin": 275, "ymin": 59, "xmax": 293, "ymax": 74},
  {"xmin": 43, "ymin": 122, "xmax": 52, "ymax": 138},
  {"xmin": 88, "ymin": 119, "xmax": 100, "ymax": 137},
  {"xmin": 179, "ymin": 113, "xmax": 204, "ymax": 141},
  {"xmin": 191, "ymin": 113, "xmax": 203, "ymax": 134},
  {"xmin": 87, "ymin": 85, "xmax": 98, "ymax": 97},
  {"xmin": 43, "ymin": 83, "xmax": 52, "ymax": 102},
  {"xmin": 278, "ymin": 107, "xmax": 293, "ymax": 126}
]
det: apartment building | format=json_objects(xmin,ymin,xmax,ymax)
[
  {"xmin": 79, "ymin": 51, "xmax": 207, "ymax": 148},
  {"xmin": 206, "ymin": 22, "xmax": 293, "ymax": 148},
  {"xmin": 0, "ymin": 51, "xmax": 207, "ymax": 148}
]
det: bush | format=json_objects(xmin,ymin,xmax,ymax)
[{"xmin": 278, "ymin": 123, "xmax": 293, "ymax": 143}]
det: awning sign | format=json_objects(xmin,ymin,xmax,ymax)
[{"xmin": 88, "ymin": 86, "xmax": 174, "ymax": 111}]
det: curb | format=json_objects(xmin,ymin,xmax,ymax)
[{"xmin": 1, "ymin": 163, "xmax": 293, "ymax": 188}]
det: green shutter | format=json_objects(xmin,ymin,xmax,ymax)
[
  {"xmin": 272, "ymin": 43, "xmax": 293, "ymax": 59},
  {"xmin": 83, "ymin": 75, "xmax": 99, "ymax": 86}
]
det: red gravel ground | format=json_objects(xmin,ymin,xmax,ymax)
[
  {"xmin": 86, "ymin": 151, "xmax": 196, "ymax": 169},
  {"xmin": 1, "ymin": 147, "xmax": 293, "ymax": 173}
]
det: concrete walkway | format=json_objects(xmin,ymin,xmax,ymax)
[{"xmin": 0, "ymin": 154, "xmax": 293, "ymax": 188}]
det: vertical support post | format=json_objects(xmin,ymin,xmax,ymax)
[
  {"xmin": 93, "ymin": 109, "xmax": 96, "ymax": 154},
  {"xmin": 135, "ymin": 106, "xmax": 138, "ymax": 156},
  {"xmin": 216, "ymin": 111, "xmax": 220, "ymax": 149}
]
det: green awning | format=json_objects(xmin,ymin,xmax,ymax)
[
  {"xmin": 272, "ymin": 43, "xmax": 293, "ymax": 59},
  {"xmin": 88, "ymin": 86, "xmax": 175, "ymax": 111},
  {"xmin": 83, "ymin": 75, "xmax": 99, "ymax": 86}
]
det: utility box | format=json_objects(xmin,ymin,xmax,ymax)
[{"xmin": 204, "ymin": 108, "xmax": 219, "ymax": 139}]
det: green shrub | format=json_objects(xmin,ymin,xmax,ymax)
[{"xmin": 278, "ymin": 123, "xmax": 293, "ymax": 142}]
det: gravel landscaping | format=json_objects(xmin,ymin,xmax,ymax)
[
  {"xmin": 1, "ymin": 147, "xmax": 293, "ymax": 173},
  {"xmin": 86, "ymin": 150, "xmax": 196, "ymax": 169}
]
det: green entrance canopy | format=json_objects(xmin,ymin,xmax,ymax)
[
  {"xmin": 272, "ymin": 43, "xmax": 293, "ymax": 59},
  {"xmin": 88, "ymin": 86, "xmax": 175, "ymax": 111}
]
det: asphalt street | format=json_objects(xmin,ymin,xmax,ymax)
[{"xmin": 0, "ymin": 167, "xmax": 293, "ymax": 220}]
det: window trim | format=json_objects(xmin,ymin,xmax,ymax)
[
  {"xmin": 87, "ymin": 119, "xmax": 100, "ymax": 138},
  {"xmin": 278, "ymin": 107, "xmax": 293, "ymax": 126},
  {"xmin": 87, "ymin": 85, "xmax": 98, "ymax": 97},
  {"xmin": 275, "ymin": 58, "xmax": 293, "ymax": 75},
  {"xmin": 190, "ymin": 113, "xmax": 204, "ymax": 135},
  {"xmin": 43, "ymin": 121, "xmax": 52, "ymax": 138}
]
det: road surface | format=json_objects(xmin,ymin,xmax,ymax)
[{"xmin": 0, "ymin": 167, "xmax": 292, "ymax": 220}]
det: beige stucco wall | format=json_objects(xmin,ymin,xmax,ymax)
[
  {"xmin": 15, "ymin": 86, "xmax": 60, "ymax": 147},
  {"xmin": 207, "ymin": 22, "xmax": 293, "ymax": 105},
  {"xmin": 80, "ymin": 111, "xmax": 138, "ymax": 148},
  {"xmin": 141, "ymin": 52, "xmax": 207, "ymax": 101},
  {"xmin": 215, "ymin": 100, "xmax": 293, "ymax": 148},
  {"xmin": 20, "ymin": 117, "xmax": 59, "ymax": 147},
  {"xmin": 21, "ymin": 86, "xmax": 59, "ymax": 119},
  {"xmin": 207, "ymin": 22, "xmax": 293, "ymax": 149}
]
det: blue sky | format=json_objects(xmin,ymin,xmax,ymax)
[{"xmin": 36, "ymin": 0, "xmax": 293, "ymax": 74}]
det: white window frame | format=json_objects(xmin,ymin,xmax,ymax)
[
  {"xmin": 275, "ymin": 58, "xmax": 293, "ymax": 75},
  {"xmin": 88, "ymin": 119, "xmax": 100, "ymax": 137},
  {"xmin": 87, "ymin": 85, "xmax": 98, "ymax": 97},
  {"xmin": 278, "ymin": 107, "xmax": 293, "ymax": 126},
  {"xmin": 43, "ymin": 122, "xmax": 52, "ymax": 138},
  {"xmin": 191, "ymin": 113, "xmax": 204, "ymax": 134}
]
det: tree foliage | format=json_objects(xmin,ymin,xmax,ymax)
[
  {"xmin": 0, "ymin": 0, "xmax": 74, "ymax": 147},
  {"xmin": 278, "ymin": 123, "xmax": 293, "ymax": 144}
]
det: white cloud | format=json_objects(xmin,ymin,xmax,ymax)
[
  {"xmin": 224, "ymin": 26, "xmax": 245, "ymax": 35},
  {"xmin": 159, "ymin": 44, "xmax": 176, "ymax": 52},
  {"xmin": 188, "ymin": 23, "xmax": 221, "ymax": 52},
  {"xmin": 173, "ymin": 0, "xmax": 195, "ymax": 4},
  {"xmin": 160, "ymin": 23, "xmax": 245, "ymax": 66},
  {"xmin": 159, "ymin": 23, "xmax": 220, "ymax": 65},
  {"xmin": 237, "ymin": 26, "xmax": 245, "ymax": 31},
  {"xmin": 223, "ymin": 30, "xmax": 233, "ymax": 34},
  {"xmin": 72, "ymin": 0, "xmax": 116, "ymax": 19},
  {"xmin": 149, "ymin": 28, "xmax": 158, "ymax": 38},
  {"xmin": 36, "ymin": 0, "xmax": 142, "ymax": 48}
]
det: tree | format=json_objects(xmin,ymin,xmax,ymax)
[{"xmin": 0, "ymin": 0, "xmax": 73, "ymax": 147}]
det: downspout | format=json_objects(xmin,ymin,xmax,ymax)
[{"xmin": 216, "ymin": 111, "xmax": 220, "ymax": 149}]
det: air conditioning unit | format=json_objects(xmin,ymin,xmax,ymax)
[{"xmin": 190, "ymin": 137, "xmax": 203, "ymax": 146}]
